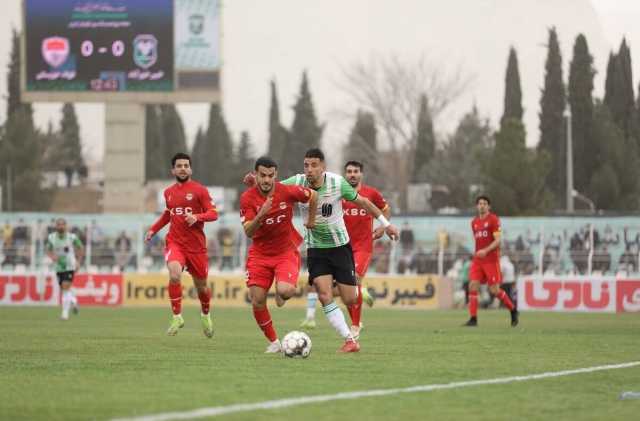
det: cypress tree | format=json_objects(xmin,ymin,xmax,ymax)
[
  {"xmin": 537, "ymin": 27, "xmax": 566, "ymax": 205},
  {"xmin": 160, "ymin": 105, "xmax": 188, "ymax": 162},
  {"xmin": 203, "ymin": 104, "xmax": 233, "ymax": 186},
  {"xmin": 412, "ymin": 94, "xmax": 436, "ymax": 182},
  {"xmin": 284, "ymin": 71, "xmax": 323, "ymax": 176},
  {"xmin": 267, "ymin": 80, "xmax": 288, "ymax": 164},
  {"xmin": 145, "ymin": 105, "xmax": 166, "ymax": 181},
  {"xmin": 568, "ymin": 34, "xmax": 596, "ymax": 195},
  {"xmin": 58, "ymin": 103, "xmax": 84, "ymax": 186},
  {"xmin": 501, "ymin": 47, "xmax": 524, "ymax": 128},
  {"xmin": 342, "ymin": 110, "xmax": 384, "ymax": 188}
]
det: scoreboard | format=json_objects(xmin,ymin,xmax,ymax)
[{"xmin": 22, "ymin": 0, "xmax": 220, "ymax": 102}]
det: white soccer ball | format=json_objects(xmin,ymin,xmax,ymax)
[{"xmin": 282, "ymin": 330, "xmax": 312, "ymax": 358}]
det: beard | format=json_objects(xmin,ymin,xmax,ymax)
[
  {"xmin": 259, "ymin": 183, "xmax": 273, "ymax": 194},
  {"xmin": 348, "ymin": 178, "xmax": 359, "ymax": 187},
  {"xmin": 175, "ymin": 174, "xmax": 190, "ymax": 183}
]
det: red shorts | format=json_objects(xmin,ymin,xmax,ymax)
[
  {"xmin": 165, "ymin": 244, "xmax": 209, "ymax": 280},
  {"xmin": 353, "ymin": 250, "xmax": 372, "ymax": 278},
  {"xmin": 469, "ymin": 259, "xmax": 502, "ymax": 285},
  {"xmin": 246, "ymin": 249, "xmax": 300, "ymax": 290}
]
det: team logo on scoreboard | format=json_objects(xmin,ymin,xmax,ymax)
[
  {"xmin": 41, "ymin": 37, "xmax": 70, "ymax": 68},
  {"xmin": 133, "ymin": 35, "xmax": 158, "ymax": 69},
  {"xmin": 189, "ymin": 14, "xmax": 205, "ymax": 35}
]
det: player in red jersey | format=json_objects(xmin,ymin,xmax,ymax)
[
  {"xmin": 464, "ymin": 195, "xmax": 518, "ymax": 327},
  {"xmin": 240, "ymin": 157, "xmax": 318, "ymax": 353},
  {"xmin": 341, "ymin": 160, "xmax": 390, "ymax": 338},
  {"xmin": 145, "ymin": 152, "xmax": 219, "ymax": 337}
]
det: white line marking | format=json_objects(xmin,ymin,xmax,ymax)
[{"xmin": 112, "ymin": 361, "xmax": 640, "ymax": 421}]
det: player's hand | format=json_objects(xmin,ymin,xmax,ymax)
[
  {"xmin": 304, "ymin": 219, "xmax": 315, "ymax": 229},
  {"xmin": 243, "ymin": 172, "xmax": 257, "ymax": 187},
  {"xmin": 185, "ymin": 214, "xmax": 198, "ymax": 226},
  {"xmin": 256, "ymin": 196, "xmax": 273, "ymax": 220},
  {"xmin": 144, "ymin": 230, "xmax": 154, "ymax": 243},
  {"xmin": 385, "ymin": 224, "xmax": 399, "ymax": 241},
  {"xmin": 373, "ymin": 226, "xmax": 385, "ymax": 240},
  {"xmin": 476, "ymin": 249, "xmax": 488, "ymax": 258}
]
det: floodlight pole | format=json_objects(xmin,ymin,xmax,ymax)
[{"xmin": 565, "ymin": 107, "xmax": 574, "ymax": 213}]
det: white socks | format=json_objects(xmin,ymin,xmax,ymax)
[
  {"xmin": 306, "ymin": 292, "xmax": 318, "ymax": 320},
  {"xmin": 61, "ymin": 290, "xmax": 72, "ymax": 318},
  {"xmin": 322, "ymin": 301, "xmax": 352, "ymax": 340}
]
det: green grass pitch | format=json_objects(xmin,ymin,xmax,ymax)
[{"xmin": 1, "ymin": 306, "xmax": 638, "ymax": 420}]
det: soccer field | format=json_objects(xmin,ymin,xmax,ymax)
[{"xmin": 1, "ymin": 307, "xmax": 638, "ymax": 421}]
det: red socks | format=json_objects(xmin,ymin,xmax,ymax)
[
  {"xmin": 253, "ymin": 306, "xmax": 277, "ymax": 342},
  {"xmin": 348, "ymin": 284, "xmax": 363, "ymax": 327},
  {"xmin": 469, "ymin": 290, "xmax": 478, "ymax": 318},
  {"xmin": 198, "ymin": 287, "xmax": 211, "ymax": 315},
  {"xmin": 168, "ymin": 282, "xmax": 182, "ymax": 315},
  {"xmin": 497, "ymin": 289, "xmax": 515, "ymax": 311}
]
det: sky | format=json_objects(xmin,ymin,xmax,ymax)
[{"xmin": 1, "ymin": 0, "xmax": 640, "ymax": 173}]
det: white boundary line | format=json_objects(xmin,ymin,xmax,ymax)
[{"xmin": 112, "ymin": 361, "xmax": 640, "ymax": 421}]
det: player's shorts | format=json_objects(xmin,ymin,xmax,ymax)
[
  {"xmin": 352, "ymin": 250, "xmax": 372, "ymax": 278},
  {"xmin": 164, "ymin": 243, "xmax": 209, "ymax": 280},
  {"xmin": 56, "ymin": 271, "xmax": 75, "ymax": 285},
  {"xmin": 307, "ymin": 243, "xmax": 356, "ymax": 286},
  {"xmin": 245, "ymin": 248, "xmax": 301, "ymax": 290},
  {"xmin": 469, "ymin": 259, "xmax": 502, "ymax": 285}
]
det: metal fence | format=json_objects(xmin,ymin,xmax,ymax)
[{"xmin": 2, "ymin": 214, "xmax": 639, "ymax": 281}]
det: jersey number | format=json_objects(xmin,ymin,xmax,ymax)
[{"xmin": 321, "ymin": 203, "xmax": 333, "ymax": 217}]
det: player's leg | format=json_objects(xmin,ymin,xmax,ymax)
[
  {"xmin": 67, "ymin": 271, "xmax": 79, "ymax": 314},
  {"xmin": 300, "ymin": 283, "xmax": 318, "ymax": 329},
  {"xmin": 326, "ymin": 244, "xmax": 360, "ymax": 352},
  {"xmin": 187, "ymin": 252, "xmax": 214, "ymax": 338},
  {"xmin": 486, "ymin": 263, "xmax": 518, "ymax": 326},
  {"xmin": 314, "ymin": 274, "xmax": 357, "ymax": 352},
  {"xmin": 165, "ymin": 246, "xmax": 186, "ymax": 335},
  {"xmin": 347, "ymin": 251, "xmax": 372, "ymax": 338},
  {"xmin": 247, "ymin": 257, "xmax": 281, "ymax": 352},
  {"xmin": 58, "ymin": 272, "xmax": 73, "ymax": 320},
  {"xmin": 273, "ymin": 250, "xmax": 300, "ymax": 307}
]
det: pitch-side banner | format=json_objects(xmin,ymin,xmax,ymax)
[
  {"xmin": 517, "ymin": 276, "xmax": 640, "ymax": 313},
  {"xmin": 123, "ymin": 274, "xmax": 449, "ymax": 309},
  {"xmin": 0, "ymin": 273, "xmax": 123, "ymax": 306}
]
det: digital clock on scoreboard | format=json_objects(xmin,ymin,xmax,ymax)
[{"xmin": 24, "ymin": 0, "xmax": 174, "ymax": 92}]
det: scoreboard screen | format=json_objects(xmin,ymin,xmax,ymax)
[{"xmin": 25, "ymin": 0, "xmax": 174, "ymax": 92}]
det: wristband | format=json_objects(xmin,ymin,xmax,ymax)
[{"xmin": 377, "ymin": 214, "xmax": 391, "ymax": 228}]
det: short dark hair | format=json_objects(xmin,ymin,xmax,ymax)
[
  {"xmin": 304, "ymin": 148, "xmax": 325, "ymax": 161},
  {"xmin": 344, "ymin": 160, "xmax": 364, "ymax": 171},
  {"xmin": 171, "ymin": 152, "xmax": 191, "ymax": 168},
  {"xmin": 475, "ymin": 195, "xmax": 491, "ymax": 205},
  {"xmin": 254, "ymin": 156, "xmax": 278, "ymax": 171}
]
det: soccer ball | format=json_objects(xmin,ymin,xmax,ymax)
[{"xmin": 282, "ymin": 330, "xmax": 312, "ymax": 358}]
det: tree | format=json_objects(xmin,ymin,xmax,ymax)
[
  {"xmin": 483, "ymin": 119, "xmax": 551, "ymax": 215},
  {"xmin": 604, "ymin": 40, "xmax": 635, "ymax": 138},
  {"xmin": 232, "ymin": 131, "xmax": 255, "ymax": 199},
  {"xmin": 338, "ymin": 53, "xmax": 471, "ymax": 211},
  {"xmin": 568, "ymin": 34, "xmax": 596, "ymax": 195},
  {"xmin": 426, "ymin": 106, "xmax": 493, "ymax": 209},
  {"xmin": 411, "ymin": 94, "xmax": 436, "ymax": 182},
  {"xmin": 501, "ymin": 47, "xmax": 524, "ymax": 128},
  {"xmin": 57, "ymin": 103, "xmax": 85, "ymax": 186},
  {"xmin": 7, "ymin": 29, "xmax": 33, "ymax": 123},
  {"xmin": 160, "ymin": 105, "xmax": 188, "ymax": 164},
  {"xmin": 342, "ymin": 110, "xmax": 385, "ymax": 188},
  {"xmin": 267, "ymin": 80, "xmax": 288, "ymax": 164},
  {"xmin": 145, "ymin": 105, "xmax": 166, "ymax": 181},
  {"xmin": 190, "ymin": 126, "xmax": 206, "ymax": 182},
  {"xmin": 282, "ymin": 71, "xmax": 323, "ymax": 176},
  {"xmin": 537, "ymin": 27, "xmax": 566, "ymax": 206},
  {"xmin": 202, "ymin": 104, "xmax": 234, "ymax": 186}
]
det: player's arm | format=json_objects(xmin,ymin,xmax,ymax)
[
  {"xmin": 289, "ymin": 185, "xmax": 317, "ymax": 229},
  {"xmin": 241, "ymin": 196, "xmax": 273, "ymax": 238},
  {"xmin": 45, "ymin": 238, "xmax": 57, "ymax": 262},
  {"xmin": 187, "ymin": 187, "xmax": 218, "ymax": 226},
  {"xmin": 146, "ymin": 209, "xmax": 170, "ymax": 242},
  {"xmin": 477, "ymin": 231, "xmax": 501, "ymax": 258},
  {"xmin": 73, "ymin": 236, "xmax": 85, "ymax": 263},
  {"xmin": 347, "ymin": 181, "xmax": 398, "ymax": 240},
  {"xmin": 372, "ymin": 191, "xmax": 391, "ymax": 240}
]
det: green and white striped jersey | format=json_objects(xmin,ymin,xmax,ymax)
[
  {"xmin": 46, "ymin": 232, "xmax": 83, "ymax": 272},
  {"xmin": 282, "ymin": 172, "xmax": 358, "ymax": 249}
]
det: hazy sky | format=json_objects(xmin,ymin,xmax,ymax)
[{"xmin": 1, "ymin": 0, "xmax": 639, "ymax": 171}]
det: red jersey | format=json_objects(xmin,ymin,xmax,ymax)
[
  {"xmin": 342, "ymin": 184, "xmax": 388, "ymax": 253},
  {"xmin": 471, "ymin": 212, "xmax": 501, "ymax": 263},
  {"xmin": 150, "ymin": 180, "xmax": 218, "ymax": 253},
  {"xmin": 239, "ymin": 182, "xmax": 312, "ymax": 256}
]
